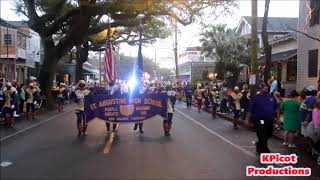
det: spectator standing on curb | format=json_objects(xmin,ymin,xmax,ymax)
[
  {"xmin": 301, "ymin": 86, "xmax": 317, "ymax": 136},
  {"xmin": 184, "ymin": 82, "xmax": 193, "ymax": 110},
  {"xmin": 246, "ymin": 83, "xmax": 277, "ymax": 154},
  {"xmin": 274, "ymin": 91, "xmax": 282, "ymax": 131},
  {"xmin": 231, "ymin": 86, "xmax": 243, "ymax": 130},
  {"xmin": 281, "ymin": 90, "xmax": 301, "ymax": 148},
  {"xmin": 240, "ymin": 88, "xmax": 250, "ymax": 121},
  {"xmin": 18, "ymin": 84, "xmax": 26, "ymax": 114},
  {"xmin": 270, "ymin": 76, "xmax": 278, "ymax": 94}
]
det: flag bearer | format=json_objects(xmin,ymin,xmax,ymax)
[{"xmin": 74, "ymin": 80, "xmax": 91, "ymax": 136}]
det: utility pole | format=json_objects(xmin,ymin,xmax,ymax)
[
  {"xmin": 250, "ymin": 0, "xmax": 258, "ymax": 96},
  {"xmin": 174, "ymin": 19, "xmax": 179, "ymax": 80},
  {"xmin": 99, "ymin": 51, "xmax": 102, "ymax": 83},
  {"xmin": 154, "ymin": 49, "xmax": 157, "ymax": 78},
  {"xmin": 6, "ymin": 20, "xmax": 9, "ymax": 81}
]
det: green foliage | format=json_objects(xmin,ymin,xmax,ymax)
[{"xmin": 200, "ymin": 24, "xmax": 250, "ymax": 87}]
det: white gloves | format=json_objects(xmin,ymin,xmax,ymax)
[
  {"xmin": 11, "ymin": 105, "xmax": 15, "ymax": 109},
  {"xmin": 34, "ymin": 101, "xmax": 37, "ymax": 105},
  {"xmin": 77, "ymin": 94, "xmax": 85, "ymax": 99}
]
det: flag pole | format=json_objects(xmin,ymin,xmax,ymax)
[{"xmin": 99, "ymin": 51, "xmax": 101, "ymax": 84}]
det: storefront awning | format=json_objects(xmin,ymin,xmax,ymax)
[{"xmin": 258, "ymin": 49, "xmax": 297, "ymax": 63}]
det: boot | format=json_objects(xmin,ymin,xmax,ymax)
[
  {"xmin": 233, "ymin": 118, "xmax": 238, "ymax": 129},
  {"xmin": 163, "ymin": 121, "xmax": 168, "ymax": 135},
  {"xmin": 139, "ymin": 123, "xmax": 143, "ymax": 133},
  {"xmin": 82, "ymin": 123, "xmax": 88, "ymax": 135},
  {"xmin": 167, "ymin": 122, "xmax": 172, "ymax": 136},
  {"xmin": 112, "ymin": 123, "xmax": 117, "ymax": 132},
  {"xmin": 8, "ymin": 118, "xmax": 14, "ymax": 128},
  {"xmin": 134, "ymin": 124, "xmax": 138, "ymax": 131},
  {"xmin": 77, "ymin": 123, "xmax": 82, "ymax": 137},
  {"xmin": 106, "ymin": 123, "xmax": 110, "ymax": 132}
]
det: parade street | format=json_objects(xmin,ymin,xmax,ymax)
[{"xmin": 1, "ymin": 103, "xmax": 319, "ymax": 180}]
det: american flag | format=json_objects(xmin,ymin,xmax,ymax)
[{"xmin": 104, "ymin": 37, "xmax": 116, "ymax": 84}]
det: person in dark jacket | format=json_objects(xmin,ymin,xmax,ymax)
[
  {"xmin": 246, "ymin": 83, "xmax": 277, "ymax": 154},
  {"xmin": 240, "ymin": 89, "xmax": 250, "ymax": 121},
  {"xmin": 184, "ymin": 82, "xmax": 193, "ymax": 110}
]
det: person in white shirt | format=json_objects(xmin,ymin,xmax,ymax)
[{"xmin": 74, "ymin": 80, "xmax": 91, "ymax": 137}]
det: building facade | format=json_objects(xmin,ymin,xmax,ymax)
[
  {"xmin": 0, "ymin": 19, "xmax": 41, "ymax": 84},
  {"xmin": 297, "ymin": 0, "xmax": 320, "ymax": 91},
  {"xmin": 259, "ymin": 33, "xmax": 297, "ymax": 95},
  {"xmin": 178, "ymin": 46, "xmax": 216, "ymax": 82},
  {"xmin": 236, "ymin": 16, "xmax": 298, "ymax": 48}
]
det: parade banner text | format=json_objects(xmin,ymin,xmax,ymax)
[{"xmin": 84, "ymin": 93, "xmax": 168, "ymax": 123}]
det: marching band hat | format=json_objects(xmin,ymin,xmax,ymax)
[
  {"xmin": 79, "ymin": 80, "xmax": 86, "ymax": 84},
  {"xmin": 6, "ymin": 82, "xmax": 12, "ymax": 87}
]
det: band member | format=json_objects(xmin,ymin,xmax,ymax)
[
  {"xmin": 195, "ymin": 87, "xmax": 203, "ymax": 113},
  {"xmin": 57, "ymin": 83, "xmax": 67, "ymax": 112},
  {"xmin": 25, "ymin": 83, "xmax": 39, "ymax": 119},
  {"xmin": 211, "ymin": 87, "xmax": 218, "ymax": 118},
  {"xmin": 3, "ymin": 82, "xmax": 17, "ymax": 128},
  {"xmin": 231, "ymin": 86, "xmax": 243, "ymax": 129},
  {"xmin": 163, "ymin": 86, "xmax": 176, "ymax": 136},
  {"xmin": 74, "ymin": 80, "xmax": 91, "ymax": 136},
  {"xmin": 106, "ymin": 80, "xmax": 118, "ymax": 133}
]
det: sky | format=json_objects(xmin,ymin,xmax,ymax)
[{"xmin": 0, "ymin": 0, "xmax": 300, "ymax": 69}]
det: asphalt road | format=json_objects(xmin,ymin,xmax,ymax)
[{"xmin": 1, "ymin": 103, "xmax": 319, "ymax": 179}]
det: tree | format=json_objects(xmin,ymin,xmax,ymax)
[
  {"xmin": 14, "ymin": 0, "xmax": 234, "ymax": 107},
  {"xmin": 200, "ymin": 24, "xmax": 250, "ymax": 87},
  {"xmin": 262, "ymin": 0, "xmax": 271, "ymax": 83},
  {"xmin": 251, "ymin": 0, "xmax": 258, "ymax": 95}
]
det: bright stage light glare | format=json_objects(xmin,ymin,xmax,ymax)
[{"xmin": 128, "ymin": 76, "xmax": 137, "ymax": 90}]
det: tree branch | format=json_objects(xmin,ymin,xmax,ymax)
[
  {"xmin": 23, "ymin": 0, "xmax": 40, "ymax": 27},
  {"xmin": 288, "ymin": 27, "xmax": 320, "ymax": 42}
]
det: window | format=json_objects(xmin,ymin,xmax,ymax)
[
  {"xmin": 286, "ymin": 61, "xmax": 297, "ymax": 81},
  {"xmin": 308, "ymin": 49, "xmax": 318, "ymax": 77},
  {"xmin": 4, "ymin": 34, "xmax": 12, "ymax": 45},
  {"xmin": 17, "ymin": 33, "xmax": 26, "ymax": 49},
  {"xmin": 310, "ymin": 0, "xmax": 320, "ymax": 26}
]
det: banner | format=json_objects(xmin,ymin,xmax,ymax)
[{"xmin": 84, "ymin": 93, "xmax": 168, "ymax": 123}]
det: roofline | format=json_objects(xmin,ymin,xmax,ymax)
[
  {"xmin": 0, "ymin": 18, "xmax": 18, "ymax": 29},
  {"xmin": 236, "ymin": 17, "xmax": 251, "ymax": 34}
]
